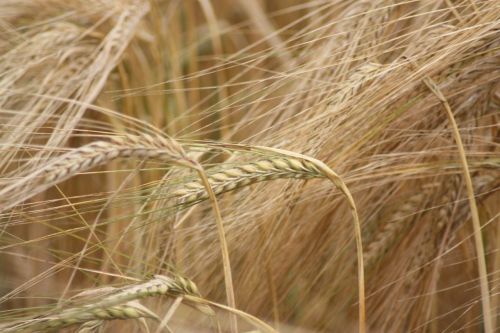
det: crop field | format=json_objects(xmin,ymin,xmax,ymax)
[{"xmin": 0, "ymin": 1, "xmax": 498, "ymax": 332}]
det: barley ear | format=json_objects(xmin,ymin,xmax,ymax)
[
  {"xmin": 172, "ymin": 157, "xmax": 323, "ymax": 207},
  {"xmin": 1, "ymin": 274, "xmax": 210, "ymax": 333}
]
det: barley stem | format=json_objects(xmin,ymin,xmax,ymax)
[{"xmin": 422, "ymin": 76, "xmax": 493, "ymax": 333}]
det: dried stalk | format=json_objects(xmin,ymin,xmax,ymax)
[{"xmin": 422, "ymin": 76, "xmax": 493, "ymax": 333}]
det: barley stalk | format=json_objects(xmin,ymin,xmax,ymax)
[
  {"xmin": 420, "ymin": 72, "xmax": 493, "ymax": 333},
  {"xmin": 256, "ymin": 147, "xmax": 368, "ymax": 333}
]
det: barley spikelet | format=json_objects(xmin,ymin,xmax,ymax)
[
  {"xmin": 365, "ymin": 171, "xmax": 498, "ymax": 271},
  {"xmin": 43, "ymin": 134, "xmax": 188, "ymax": 184},
  {"xmin": 363, "ymin": 191, "xmax": 427, "ymax": 269},
  {"xmin": 2, "ymin": 275, "xmax": 204, "ymax": 333},
  {"xmin": 0, "ymin": 22, "xmax": 82, "ymax": 92},
  {"xmin": 76, "ymin": 320, "xmax": 103, "ymax": 333},
  {"xmin": 449, "ymin": 174, "xmax": 499, "ymax": 231},
  {"xmin": 304, "ymin": 61, "xmax": 385, "ymax": 157},
  {"xmin": 0, "ymin": 134, "xmax": 189, "ymax": 213},
  {"xmin": 173, "ymin": 157, "xmax": 323, "ymax": 204},
  {"xmin": 411, "ymin": 174, "xmax": 499, "ymax": 273},
  {"xmin": 406, "ymin": 175, "xmax": 463, "ymax": 277},
  {"xmin": 442, "ymin": 174, "xmax": 500, "ymax": 254},
  {"xmin": 333, "ymin": 62, "xmax": 385, "ymax": 106},
  {"xmin": 396, "ymin": 173, "xmax": 498, "ymax": 328}
]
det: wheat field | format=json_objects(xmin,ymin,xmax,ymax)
[{"xmin": 0, "ymin": 0, "xmax": 499, "ymax": 332}]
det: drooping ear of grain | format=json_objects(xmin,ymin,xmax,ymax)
[
  {"xmin": 173, "ymin": 157, "xmax": 323, "ymax": 205},
  {"xmin": 0, "ymin": 134, "xmax": 188, "ymax": 213},
  {"xmin": 0, "ymin": 275, "xmax": 210, "ymax": 333}
]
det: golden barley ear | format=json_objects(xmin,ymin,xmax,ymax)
[
  {"xmin": 0, "ymin": 134, "xmax": 189, "ymax": 213},
  {"xmin": 173, "ymin": 157, "xmax": 323, "ymax": 205},
  {"xmin": 1, "ymin": 274, "xmax": 210, "ymax": 333}
]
